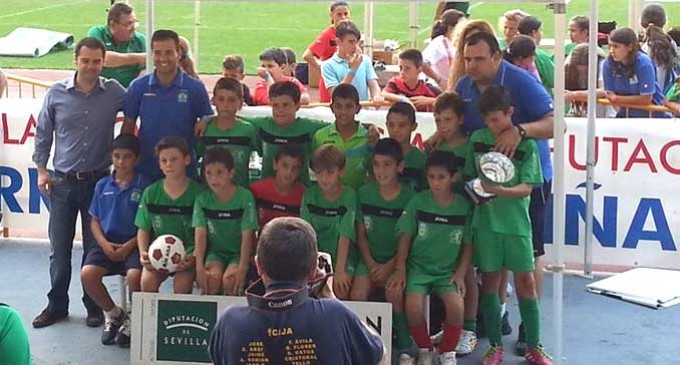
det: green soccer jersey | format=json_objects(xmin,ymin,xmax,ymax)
[
  {"xmin": 436, "ymin": 140, "xmax": 471, "ymax": 195},
  {"xmin": 246, "ymin": 116, "xmax": 327, "ymax": 185},
  {"xmin": 463, "ymin": 128, "xmax": 543, "ymax": 236},
  {"xmin": 396, "ymin": 191, "xmax": 473, "ymax": 276},
  {"xmin": 87, "ymin": 24, "xmax": 146, "ymax": 87},
  {"xmin": 192, "ymin": 186, "xmax": 259, "ymax": 258},
  {"xmin": 357, "ymin": 183, "xmax": 416, "ymax": 262},
  {"xmin": 197, "ymin": 118, "xmax": 260, "ymax": 187},
  {"xmin": 312, "ymin": 122, "xmax": 371, "ymax": 190},
  {"xmin": 135, "ymin": 179, "xmax": 205, "ymax": 254},
  {"xmin": 535, "ymin": 48, "xmax": 555, "ymax": 95},
  {"xmin": 666, "ymin": 82, "xmax": 680, "ymax": 102},
  {"xmin": 300, "ymin": 185, "xmax": 357, "ymax": 263},
  {"xmin": 400, "ymin": 146, "xmax": 427, "ymax": 191}
]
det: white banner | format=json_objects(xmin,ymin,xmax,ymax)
[
  {"xmin": 130, "ymin": 292, "xmax": 392, "ymax": 364},
  {"xmin": 2, "ymin": 100, "xmax": 679, "ymax": 269}
]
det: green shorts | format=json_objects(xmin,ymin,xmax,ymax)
[
  {"xmin": 343, "ymin": 248, "xmax": 359, "ymax": 276},
  {"xmin": 473, "ymin": 229, "xmax": 535, "ymax": 273},
  {"xmin": 405, "ymin": 267, "xmax": 458, "ymax": 295},
  {"xmin": 354, "ymin": 256, "xmax": 391, "ymax": 277},
  {"xmin": 205, "ymin": 251, "xmax": 239, "ymax": 267}
]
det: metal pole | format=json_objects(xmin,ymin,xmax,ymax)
[
  {"xmin": 551, "ymin": 0, "xmax": 567, "ymax": 364},
  {"xmin": 193, "ymin": 0, "xmax": 201, "ymax": 71},
  {"xmin": 584, "ymin": 0, "xmax": 599, "ymax": 278},
  {"xmin": 408, "ymin": 2, "xmax": 419, "ymax": 49},
  {"xmin": 145, "ymin": 0, "xmax": 154, "ymax": 73},
  {"xmin": 363, "ymin": 2, "xmax": 374, "ymax": 59},
  {"xmin": 629, "ymin": 0, "xmax": 643, "ymax": 33}
]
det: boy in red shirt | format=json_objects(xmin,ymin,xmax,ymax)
[
  {"xmin": 250, "ymin": 145, "xmax": 306, "ymax": 228},
  {"xmin": 382, "ymin": 49, "xmax": 442, "ymax": 112},
  {"xmin": 302, "ymin": 1, "xmax": 351, "ymax": 102},
  {"xmin": 253, "ymin": 48, "xmax": 311, "ymax": 105}
]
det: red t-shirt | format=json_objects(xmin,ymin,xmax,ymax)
[
  {"xmin": 253, "ymin": 76, "xmax": 308, "ymax": 106},
  {"xmin": 309, "ymin": 26, "xmax": 337, "ymax": 103},
  {"xmin": 309, "ymin": 26, "xmax": 337, "ymax": 62},
  {"xmin": 250, "ymin": 178, "xmax": 305, "ymax": 228},
  {"xmin": 382, "ymin": 77, "xmax": 443, "ymax": 112}
]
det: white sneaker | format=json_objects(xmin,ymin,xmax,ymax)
[
  {"xmin": 417, "ymin": 348, "xmax": 435, "ymax": 365},
  {"xmin": 399, "ymin": 353, "xmax": 416, "ymax": 365},
  {"xmin": 430, "ymin": 329, "xmax": 444, "ymax": 345},
  {"xmin": 455, "ymin": 330, "xmax": 478, "ymax": 355},
  {"xmin": 438, "ymin": 350, "xmax": 458, "ymax": 365}
]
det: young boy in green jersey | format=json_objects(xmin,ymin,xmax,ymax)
[
  {"xmin": 464, "ymin": 85, "xmax": 552, "ymax": 365},
  {"xmin": 312, "ymin": 84, "xmax": 371, "ymax": 190},
  {"xmin": 197, "ymin": 77, "xmax": 259, "ymax": 187},
  {"xmin": 386, "ymin": 102, "xmax": 427, "ymax": 191},
  {"xmin": 389, "ymin": 151, "xmax": 473, "ymax": 365},
  {"xmin": 136, "ymin": 137, "xmax": 205, "ymax": 294},
  {"xmin": 429, "ymin": 92, "xmax": 479, "ymax": 357},
  {"xmin": 193, "ymin": 148, "xmax": 259, "ymax": 296},
  {"xmin": 351, "ymin": 138, "xmax": 416, "ymax": 359},
  {"xmin": 245, "ymin": 81, "xmax": 327, "ymax": 185},
  {"xmin": 301, "ymin": 144, "xmax": 358, "ymax": 300}
]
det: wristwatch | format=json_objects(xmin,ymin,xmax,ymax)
[{"xmin": 516, "ymin": 124, "xmax": 527, "ymax": 140}]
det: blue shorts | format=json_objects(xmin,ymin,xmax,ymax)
[{"xmin": 83, "ymin": 246, "xmax": 142, "ymax": 275}]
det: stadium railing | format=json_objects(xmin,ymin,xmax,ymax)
[{"xmin": 4, "ymin": 73, "xmax": 52, "ymax": 99}]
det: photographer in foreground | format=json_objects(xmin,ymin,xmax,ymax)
[{"xmin": 208, "ymin": 217, "xmax": 388, "ymax": 365}]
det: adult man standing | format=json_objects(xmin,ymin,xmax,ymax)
[
  {"xmin": 454, "ymin": 32, "xmax": 554, "ymax": 358},
  {"xmin": 208, "ymin": 217, "xmax": 387, "ymax": 365},
  {"xmin": 32, "ymin": 37, "xmax": 126, "ymax": 328},
  {"xmin": 122, "ymin": 29, "xmax": 212, "ymax": 180},
  {"xmin": 88, "ymin": 2, "xmax": 146, "ymax": 87}
]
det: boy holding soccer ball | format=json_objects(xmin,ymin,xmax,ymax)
[
  {"xmin": 81, "ymin": 135, "xmax": 150, "ymax": 347},
  {"xmin": 136, "ymin": 137, "xmax": 205, "ymax": 294},
  {"xmin": 193, "ymin": 148, "xmax": 259, "ymax": 296}
]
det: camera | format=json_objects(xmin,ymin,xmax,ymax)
[{"xmin": 308, "ymin": 252, "xmax": 333, "ymax": 298}]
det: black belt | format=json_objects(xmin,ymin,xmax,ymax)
[{"xmin": 55, "ymin": 169, "xmax": 109, "ymax": 181}]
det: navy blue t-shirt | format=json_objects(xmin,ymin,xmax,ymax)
[{"xmin": 208, "ymin": 296, "xmax": 383, "ymax": 365}]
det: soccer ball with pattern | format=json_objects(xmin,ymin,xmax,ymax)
[{"xmin": 149, "ymin": 235, "xmax": 186, "ymax": 273}]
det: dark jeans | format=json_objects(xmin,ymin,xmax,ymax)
[{"xmin": 46, "ymin": 174, "xmax": 99, "ymax": 314}]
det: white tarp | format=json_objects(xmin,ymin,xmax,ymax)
[
  {"xmin": 587, "ymin": 268, "xmax": 680, "ymax": 308},
  {"xmin": 0, "ymin": 27, "xmax": 74, "ymax": 58}
]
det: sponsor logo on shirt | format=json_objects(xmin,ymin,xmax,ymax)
[{"xmin": 178, "ymin": 91, "xmax": 189, "ymax": 103}]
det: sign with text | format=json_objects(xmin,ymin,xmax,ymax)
[{"xmin": 130, "ymin": 292, "xmax": 392, "ymax": 365}]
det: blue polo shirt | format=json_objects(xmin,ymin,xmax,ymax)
[
  {"xmin": 124, "ymin": 69, "xmax": 213, "ymax": 179},
  {"xmin": 455, "ymin": 60, "xmax": 554, "ymax": 181},
  {"xmin": 602, "ymin": 52, "xmax": 671, "ymax": 118},
  {"xmin": 322, "ymin": 53, "xmax": 378, "ymax": 101},
  {"xmin": 89, "ymin": 173, "xmax": 151, "ymax": 244}
]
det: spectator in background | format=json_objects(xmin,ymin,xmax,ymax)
[
  {"xmin": 0, "ymin": 304, "xmax": 31, "ymax": 365},
  {"xmin": 603, "ymin": 28, "xmax": 671, "ymax": 118},
  {"xmin": 564, "ymin": 43, "xmax": 614, "ymax": 118},
  {"xmin": 222, "ymin": 55, "xmax": 255, "ymax": 106},
  {"xmin": 447, "ymin": 19, "xmax": 495, "ymax": 90},
  {"xmin": 668, "ymin": 27, "xmax": 680, "ymax": 47},
  {"xmin": 178, "ymin": 36, "xmax": 199, "ymax": 79},
  {"xmin": 503, "ymin": 35, "xmax": 541, "ymax": 81},
  {"xmin": 498, "ymin": 9, "xmax": 529, "ymax": 49},
  {"xmin": 382, "ymin": 49, "xmax": 442, "ymax": 112},
  {"xmin": 422, "ymin": 9, "xmax": 466, "ymax": 89},
  {"xmin": 302, "ymin": 1, "xmax": 351, "ymax": 102},
  {"xmin": 640, "ymin": 3, "xmax": 679, "ymax": 94},
  {"xmin": 434, "ymin": 1, "xmax": 471, "ymax": 19},
  {"xmin": 281, "ymin": 47, "xmax": 298, "ymax": 78},
  {"xmin": 566, "ymin": 16, "xmax": 589, "ymax": 55},
  {"xmin": 663, "ymin": 76, "xmax": 680, "ymax": 115},
  {"xmin": 0, "ymin": 68, "xmax": 6, "ymax": 97},
  {"xmin": 88, "ymin": 2, "xmax": 146, "ymax": 87},
  {"xmin": 518, "ymin": 16, "xmax": 555, "ymax": 95},
  {"xmin": 254, "ymin": 47, "xmax": 311, "ymax": 105}
]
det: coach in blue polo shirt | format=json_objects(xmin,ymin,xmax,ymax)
[
  {"xmin": 122, "ymin": 29, "xmax": 213, "ymax": 180},
  {"xmin": 454, "ymin": 31, "xmax": 554, "ymax": 356}
]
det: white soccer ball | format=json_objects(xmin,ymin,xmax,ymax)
[{"xmin": 148, "ymin": 234, "xmax": 186, "ymax": 273}]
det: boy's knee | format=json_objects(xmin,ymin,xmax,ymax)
[{"xmin": 80, "ymin": 266, "xmax": 102, "ymax": 283}]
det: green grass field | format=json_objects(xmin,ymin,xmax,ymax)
[{"xmin": 0, "ymin": 0, "xmax": 678, "ymax": 75}]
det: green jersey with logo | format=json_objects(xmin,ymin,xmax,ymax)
[
  {"xmin": 396, "ymin": 191, "xmax": 472, "ymax": 276},
  {"xmin": 400, "ymin": 146, "xmax": 427, "ymax": 191},
  {"xmin": 87, "ymin": 25, "xmax": 146, "ymax": 87},
  {"xmin": 463, "ymin": 128, "xmax": 543, "ymax": 236},
  {"xmin": 312, "ymin": 122, "xmax": 371, "ymax": 190},
  {"xmin": 246, "ymin": 116, "xmax": 327, "ymax": 185},
  {"xmin": 300, "ymin": 185, "xmax": 357, "ymax": 263},
  {"xmin": 135, "ymin": 179, "xmax": 205, "ymax": 254},
  {"xmin": 197, "ymin": 118, "xmax": 259, "ymax": 187},
  {"xmin": 192, "ymin": 186, "xmax": 259, "ymax": 258},
  {"xmin": 357, "ymin": 183, "xmax": 416, "ymax": 262},
  {"xmin": 436, "ymin": 140, "xmax": 470, "ymax": 194}
]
